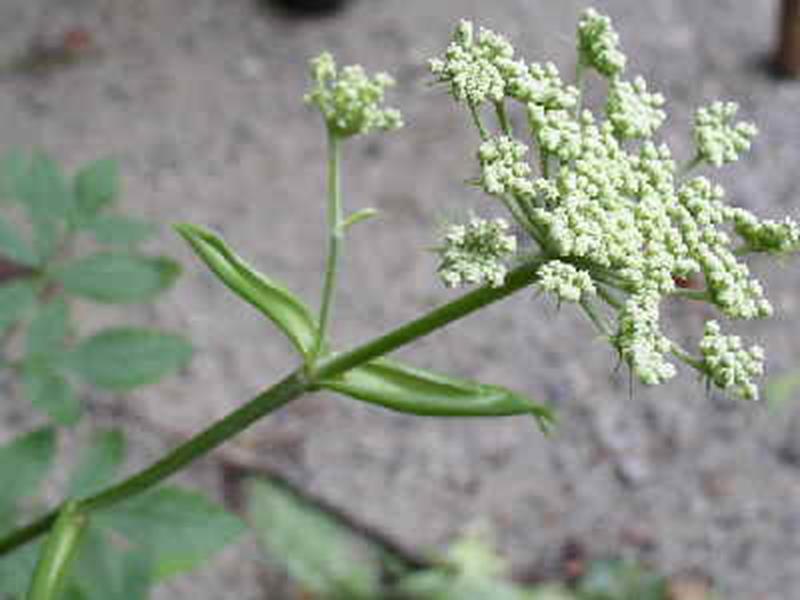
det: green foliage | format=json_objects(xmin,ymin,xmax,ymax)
[
  {"xmin": 177, "ymin": 223, "xmax": 321, "ymax": 359},
  {"xmin": 247, "ymin": 479, "xmax": 383, "ymax": 599},
  {"xmin": 0, "ymin": 429, "xmax": 55, "ymax": 523},
  {"xmin": 577, "ymin": 559, "xmax": 668, "ymax": 600},
  {"xmin": 67, "ymin": 328, "xmax": 192, "ymax": 391},
  {"xmin": 68, "ymin": 430, "xmax": 126, "ymax": 498},
  {"xmin": 0, "ymin": 281, "xmax": 36, "ymax": 336},
  {"xmin": 96, "ymin": 486, "xmax": 245, "ymax": 579},
  {"xmin": 321, "ymin": 357, "xmax": 554, "ymax": 431}
]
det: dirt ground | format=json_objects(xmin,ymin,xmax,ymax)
[{"xmin": 2, "ymin": 0, "xmax": 800, "ymax": 598}]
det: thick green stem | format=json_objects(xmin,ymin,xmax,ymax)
[
  {"xmin": 469, "ymin": 104, "xmax": 489, "ymax": 140},
  {"xmin": 0, "ymin": 370, "xmax": 309, "ymax": 557},
  {"xmin": 313, "ymin": 130, "xmax": 343, "ymax": 363},
  {"xmin": 0, "ymin": 258, "xmax": 548, "ymax": 557},
  {"xmin": 495, "ymin": 101, "xmax": 512, "ymax": 136}
]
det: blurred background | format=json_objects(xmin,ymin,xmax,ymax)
[{"xmin": 1, "ymin": 0, "xmax": 799, "ymax": 598}]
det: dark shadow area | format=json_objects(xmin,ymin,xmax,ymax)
[{"xmin": 256, "ymin": 0, "xmax": 351, "ymax": 20}]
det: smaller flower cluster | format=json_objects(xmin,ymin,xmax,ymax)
[
  {"xmin": 699, "ymin": 321, "xmax": 764, "ymax": 400},
  {"xmin": 614, "ymin": 291, "xmax": 676, "ymax": 385},
  {"xmin": 477, "ymin": 136, "xmax": 534, "ymax": 199},
  {"xmin": 606, "ymin": 76, "xmax": 666, "ymax": 140},
  {"xmin": 437, "ymin": 215, "xmax": 517, "ymax": 288},
  {"xmin": 537, "ymin": 260, "xmax": 595, "ymax": 303},
  {"xmin": 693, "ymin": 101, "xmax": 757, "ymax": 167},
  {"xmin": 577, "ymin": 8, "xmax": 627, "ymax": 78},
  {"xmin": 731, "ymin": 209, "xmax": 800, "ymax": 254},
  {"xmin": 429, "ymin": 20, "xmax": 514, "ymax": 107},
  {"xmin": 304, "ymin": 52, "xmax": 402, "ymax": 138}
]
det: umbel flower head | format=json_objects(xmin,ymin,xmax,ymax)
[
  {"xmin": 305, "ymin": 52, "xmax": 403, "ymax": 138},
  {"xmin": 429, "ymin": 8, "xmax": 800, "ymax": 400}
]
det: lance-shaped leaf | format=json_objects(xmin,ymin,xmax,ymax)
[
  {"xmin": 176, "ymin": 223, "xmax": 319, "ymax": 359},
  {"xmin": 320, "ymin": 358, "xmax": 554, "ymax": 432}
]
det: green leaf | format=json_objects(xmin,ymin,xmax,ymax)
[
  {"xmin": 0, "ymin": 541, "xmax": 40, "ymax": 596},
  {"xmin": 247, "ymin": 478, "xmax": 382, "ymax": 599},
  {"xmin": 68, "ymin": 328, "xmax": 192, "ymax": 391},
  {"xmin": 0, "ymin": 214, "xmax": 38, "ymax": 266},
  {"xmin": 31, "ymin": 213, "xmax": 61, "ymax": 263},
  {"xmin": 342, "ymin": 207, "xmax": 378, "ymax": 230},
  {"xmin": 26, "ymin": 298, "xmax": 69, "ymax": 360},
  {"xmin": 98, "ymin": 486, "xmax": 245, "ymax": 579},
  {"xmin": 176, "ymin": 223, "xmax": 319, "ymax": 359},
  {"xmin": 74, "ymin": 159, "xmax": 120, "ymax": 221},
  {"xmin": 55, "ymin": 253, "xmax": 180, "ymax": 303},
  {"xmin": 23, "ymin": 365, "xmax": 81, "ymax": 425},
  {"xmin": 69, "ymin": 525, "xmax": 152, "ymax": 600},
  {"xmin": 87, "ymin": 215, "xmax": 156, "ymax": 247},
  {"xmin": 321, "ymin": 358, "xmax": 555, "ymax": 432},
  {"xmin": 0, "ymin": 280, "xmax": 37, "ymax": 335},
  {"xmin": 0, "ymin": 429, "xmax": 55, "ymax": 519},
  {"xmin": 68, "ymin": 430, "xmax": 126, "ymax": 498},
  {"xmin": 18, "ymin": 151, "xmax": 73, "ymax": 220}
]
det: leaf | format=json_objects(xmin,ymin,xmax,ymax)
[
  {"xmin": 68, "ymin": 430, "xmax": 126, "ymax": 498},
  {"xmin": 17, "ymin": 151, "xmax": 73, "ymax": 221},
  {"xmin": 321, "ymin": 358, "xmax": 555, "ymax": 432},
  {"xmin": 97, "ymin": 486, "xmax": 245, "ymax": 579},
  {"xmin": 69, "ymin": 525, "xmax": 152, "ymax": 600},
  {"xmin": 55, "ymin": 253, "xmax": 180, "ymax": 303},
  {"xmin": 31, "ymin": 213, "xmax": 61, "ymax": 263},
  {"xmin": 0, "ymin": 541, "xmax": 40, "ymax": 596},
  {"xmin": 0, "ymin": 214, "xmax": 38, "ymax": 266},
  {"xmin": 86, "ymin": 215, "xmax": 156, "ymax": 247},
  {"xmin": 342, "ymin": 207, "xmax": 378, "ymax": 230},
  {"xmin": 26, "ymin": 298, "xmax": 69, "ymax": 360},
  {"xmin": 23, "ymin": 365, "xmax": 81, "ymax": 425},
  {"xmin": 247, "ymin": 478, "xmax": 382, "ymax": 599},
  {"xmin": 0, "ymin": 429, "xmax": 55, "ymax": 519},
  {"xmin": 578, "ymin": 559, "xmax": 668, "ymax": 600},
  {"xmin": 176, "ymin": 223, "xmax": 319, "ymax": 359},
  {"xmin": 74, "ymin": 159, "xmax": 120, "ymax": 221},
  {"xmin": 0, "ymin": 280, "xmax": 37, "ymax": 335},
  {"xmin": 68, "ymin": 328, "xmax": 192, "ymax": 391}
]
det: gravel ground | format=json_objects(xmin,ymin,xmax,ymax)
[{"xmin": 2, "ymin": 1, "xmax": 800, "ymax": 598}]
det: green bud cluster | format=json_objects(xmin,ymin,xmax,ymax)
[
  {"xmin": 305, "ymin": 52, "xmax": 402, "ymax": 138},
  {"xmin": 437, "ymin": 215, "xmax": 517, "ymax": 288},
  {"xmin": 429, "ymin": 8, "xmax": 799, "ymax": 399}
]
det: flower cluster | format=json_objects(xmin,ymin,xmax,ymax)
[
  {"xmin": 429, "ymin": 8, "xmax": 799, "ymax": 399},
  {"xmin": 304, "ymin": 52, "xmax": 402, "ymax": 138},
  {"xmin": 437, "ymin": 216, "xmax": 517, "ymax": 288},
  {"xmin": 577, "ymin": 8, "xmax": 626, "ymax": 78},
  {"xmin": 538, "ymin": 261, "xmax": 596, "ymax": 303},
  {"xmin": 699, "ymin": 321, "xmax": 765, "ymax": 400},
  {"xmin": 606, "ymin": 76, "xmax": 666, "ymax": 140},
  {"xmin": 693, "ymin": 101, "xmax": 758, "ymax": 167}
]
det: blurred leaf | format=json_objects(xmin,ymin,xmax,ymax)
[
  {"xmin": 342, "ymin": 208, "xmax": 378, "ymax": 230},
  {"xmin": 578, "ymin": 559, "xmax": 668, "ymax": 600},
  {"xmin": 527, "ymin": 584, "xmax": 576, "ymax": 600},
  {"xmin": 176, "ymin": 223, "xmax": 319, "ymax": 359},
  {"xmin": 68, "ymin": 430, "xmax": 126, "ymax": 498},
  {"xmin": 23, "ymin": 365, "xmax": 81, "ymax": 425},
  {"xmin": 87, "ymin": 215, "xmax": 156, "ymax": 247},
  {"xmin": 74, "ymin": 159, "xmax": 119, "ymax": 222},
  {"xmin": 0, "ymin": 280, "xmax": 36, "ymax": 335},
  {"xmin": 68, "ymin": 328, "xmax": 191, "ymax": 391},
  {"xmin": 69, "ymin": 525, "xmax": 152, "ymax": 600},
  {"xmin": 0, "ymin": 429, "xmax": 55, "ymax": 519},
  {"xmin": 98, "ymin": 485, "xmax": 245, "ymax": 579},
  {"xmin": 0, "ymin": 214, "xmax": 38, "ymax": 266},
  {"xmin": 26, "ymin": 298, "xmax": 69, "ymax": 360},
  {"xmin": 0, "ymin": 149, "xmax": 31, "ymax": 201},
  {"xmin": 55, "ymin": 253, "xmax": 180, "ymax": 303},
  {"xmin": 247, "ymin": 478, "xmax": 382, "ymax": 599},
  {"xmin": 321, "ymin": 358, "xmax": 554, "ymax": 432},
  {"xmin": 30, "ymin": 213, "xmax": 62, "ymax": 263},
  {"xmin": 17, "ymin": 151, "xmax": 73, "ymax": 220},
  {"xmin": 0, "ymin": 541, "xmax": 40, "ymax": 596}
]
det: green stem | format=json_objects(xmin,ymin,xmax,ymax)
[
  {"xmin": 314, "ymin": 256, "xmax": 547, "ymax": 379},
  {"xmin": 26, "ymin": 502, "xmax": 87, "ymax": 600},
  {"xmin": 574, "ymin": 60, "xmax": 586, "ymax": 117},
  {"xmin": 0, "ymin": 257, "xmax": 548, "ymax": 557},
  {"xmin": 495, "ymin": 101, "xmax": 512, "ymax": 136},
  {"xmin": 469, "ymin": 104, "xmax": 489, "ymax": 141},
  {"xmin": 0, "ymin": 370, "xmax": 310, "ymax": 557},
  {"xmin": 313, "ymin": 130, "xmax": 343, "ymax": 363}
]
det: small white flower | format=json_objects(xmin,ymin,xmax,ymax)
[
  {"xmin": 694, "ymin": 101, "xmax": 757, "ymax": 167},
  {"xmin": 438, "ymin": 215, "xmax": 517, "ymax": 288},
  {"xmin": 577, "ymin": 8, "xmax": 627, "ymax": 78},
  {"xmin": 699, "ymin": 321, "xmax": 764, "ymax": 400},
  {"xmin": 538, "ymin": 260, "xmax": 596, "ymax": 303},
  {"xmin": 606, "ymin": 76, "xmax": 666, "ymax": 140}
]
